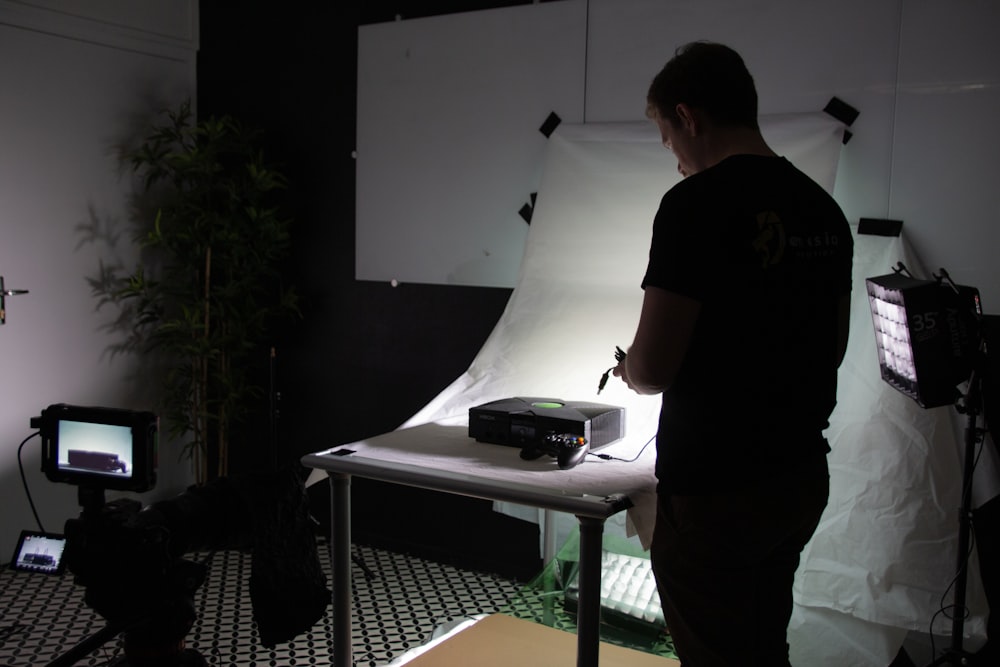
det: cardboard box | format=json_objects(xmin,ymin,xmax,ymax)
[{"xmin": 403, "ymin": 613, "xmax": 679, "ymax": 667}]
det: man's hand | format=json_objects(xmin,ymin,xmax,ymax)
[
  {"xmin": 615, "ymin": 286, "xmax": 701, "ymax": 395},
  {"xmin": 612, "ymin": 355, "xmax": 634, "ymax": 390}
]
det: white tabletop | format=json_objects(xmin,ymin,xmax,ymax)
[{"xmin": 303, "ymin": 417, "xmax": 658, "ymax": 536}]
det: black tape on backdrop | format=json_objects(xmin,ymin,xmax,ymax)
[
  {"xmin": 539, "ymin": 111, "xmax": 562, "ymax": 138},
  {"xmin": 824, "ymin": 96, "xmax": 859, "ymax": 144},
  {"xmin": 858, "ymin": 217, "xmax": 903, "ymax": 237},
  {"xmin": 519, "ymin": 192, "xmax": 537, "ymax": 224},
  {"xmin": 520, "ymin": 112, "xmax": 561, "ymax": 223}
]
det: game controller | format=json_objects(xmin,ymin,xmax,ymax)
[{"xmin": 519, "ymin": 433, "xmax": 589, "ymax": 470}]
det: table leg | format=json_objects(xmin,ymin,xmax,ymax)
[
  {"xmin": 329, "ymin": 473, "xmax": 352, "ymax": 667},
  {"xmin": 576, "ymin": 515, "xmax": 604, "ymax": 667},
  {"xmin": 542, "ymin": 510, "xmax": 558, "ymax": 626},
  {"xmin": 543, "ymin": 509, "xmax": 558, "ymax": 563}
]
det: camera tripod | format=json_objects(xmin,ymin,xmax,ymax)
[
  {"xmin": 46, "ymin": 489, "xmax": 208, "ymax": 667},
  {"xmin": 47, "ymin": 610, "xmax": 208, "ymax": 667}
]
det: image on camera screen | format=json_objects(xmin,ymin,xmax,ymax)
[{"xmin": 57, "ymin": 420, "xmax": 133, "ymax": 478}]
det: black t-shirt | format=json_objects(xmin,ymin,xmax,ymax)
[{"xmin": 642, "ymin": 155, "xmax": 853, "ymax": 494}]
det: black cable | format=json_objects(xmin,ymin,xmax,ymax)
[
  {"xmin": 597, "ymin": 346, "xmax": 627, "ymax": 394},
  {"xmin": 928, "ymin": 524, "xmax": 978, "ymax": 661},
  {"xmin": 16, "ymin": 431, "xmax": 44, "ymax": 532},
  {"xmin": 597, "ymin": 366, "xmax": 615, "ymax": 394},
  {"xmin": 1, "ymin": 438, "xmax": 41, "ymax": 645},
  {"xmin": 589, "ymin": 433, "xmax": 655, "ymax": 463}
]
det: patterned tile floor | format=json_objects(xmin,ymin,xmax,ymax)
[
  {"xmin": 1, "ymin": 538, "xmax": 675, "ymax": 666},
  {"xmin": 0, "ymin": 540, "xmax": 523, "ymax": 666}
]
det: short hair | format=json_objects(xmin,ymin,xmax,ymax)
[{"xmin": 646, "ymin": 42, "xmax": 759, "ymax": 130}]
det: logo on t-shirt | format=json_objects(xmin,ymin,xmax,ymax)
[
  {"xmin": 787, "ymin": 230, "xmax": 844, "ymax": 259},
  {"xmin": 753, "ymin": 210, "xmax": 786, "ymax": 268}
]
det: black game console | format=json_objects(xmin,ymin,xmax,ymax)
[{"xmin": 468, "ymin": 397, "xmax": 625, "ymax": 464}]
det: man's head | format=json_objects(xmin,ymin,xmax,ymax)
[{"xmin": 646, "ymin": 42, "xmax": 759, "ymax": 131}]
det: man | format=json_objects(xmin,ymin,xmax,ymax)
[{"xmin": 614, "ymin": 42, "xmax": 853, "ymax": 666}]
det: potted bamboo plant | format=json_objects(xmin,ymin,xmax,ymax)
[{"xmin": 111, "ymin": 100, "xmax": 298, "ymax": 483}]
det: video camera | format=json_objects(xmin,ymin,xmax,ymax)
[{"xmin": 27, "ymin": 404, "xmax": 329, "ymax": 667}]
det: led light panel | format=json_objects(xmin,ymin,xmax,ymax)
[{"xmin": 866, "ymin": 273, "xmax": 982, "ymax": 408}]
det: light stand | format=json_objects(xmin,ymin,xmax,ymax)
[
  {"xmin": 928, "ymin": 364, "xmax": 984, "ymax": 666},
  {"xmin": 866, "ymin": 265, "xmax": 987, "ymax": 666}
]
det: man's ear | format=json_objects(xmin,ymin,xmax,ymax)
[{"xmin": 674, "ymin": 103, "xmax": 700, "ymax": 136}]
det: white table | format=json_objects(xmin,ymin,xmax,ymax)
[{"xmin": 302, "ymin": 419, "xmax": 658, "ymax": 667}]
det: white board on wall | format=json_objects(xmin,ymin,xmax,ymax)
[
  {"xmin": 355, "ymin": 0, "xmax": 587, "ymax": 288},
  {"xmin": 889, "ymin": 0, "xmax": 1000, "ymax": 307},
  {"xmin": 356, "ymin": 0, "xmax": 1000, "ymax": 310},
  {"xmin": 354, "ymin": 0, "xmax": 894, "ymax": 289},
  {"xmin": 583, "ymin": 0, "xmax": 903, "ymax": 233}
]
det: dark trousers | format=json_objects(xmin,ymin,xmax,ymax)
[{"xmin": 650, "ymin": 457, "xmax": 829, "ymax": 667}]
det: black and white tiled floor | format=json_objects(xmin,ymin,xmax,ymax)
[{"xmin": 0, "ymin": 540, "xmax": 523, "ymax": 666}]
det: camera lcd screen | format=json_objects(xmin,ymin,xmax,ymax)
[
  {"xmin": 38, "ymin": 403, "xmax": 158, "ymax": 492},
  {"xmin": 10, "ymin": 531, "xmax": 67, "ymax": 575},
  {"xmin": 57, "ymin": 419, "xmax": 133, "ymax": 480}
]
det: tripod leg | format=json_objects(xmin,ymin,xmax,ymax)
[
  {"xmin": 352, "ymin": 546, "xmax": 377, "ymax": 581},
  {"xmin": 46, "ymin": 621, "xmax": 124, "ymax": 667}
]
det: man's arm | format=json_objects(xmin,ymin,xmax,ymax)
[{"xmin": 615, "ymin": 285, "xmax": 701, "ymax": 394}]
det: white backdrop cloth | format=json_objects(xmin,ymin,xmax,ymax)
[{"xmin": 399, "ymin": 114, "xmax": 992, "ymax": 664}]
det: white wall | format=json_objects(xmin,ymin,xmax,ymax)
[
  {"xmin": 585, "ymin": 0, "xmax": 1000, "ymax": 303},
  {"xmin": 0, "ymin": 0, "xmax": 198, "ymax": 561},
  {"xmin": 357, "ymin": 0, "xmax": 1000, "ymax": 308}
]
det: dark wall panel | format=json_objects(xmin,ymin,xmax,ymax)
[{"xmin": 198, "ymin": 1, "xmax": 541, "ymax": 580}]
